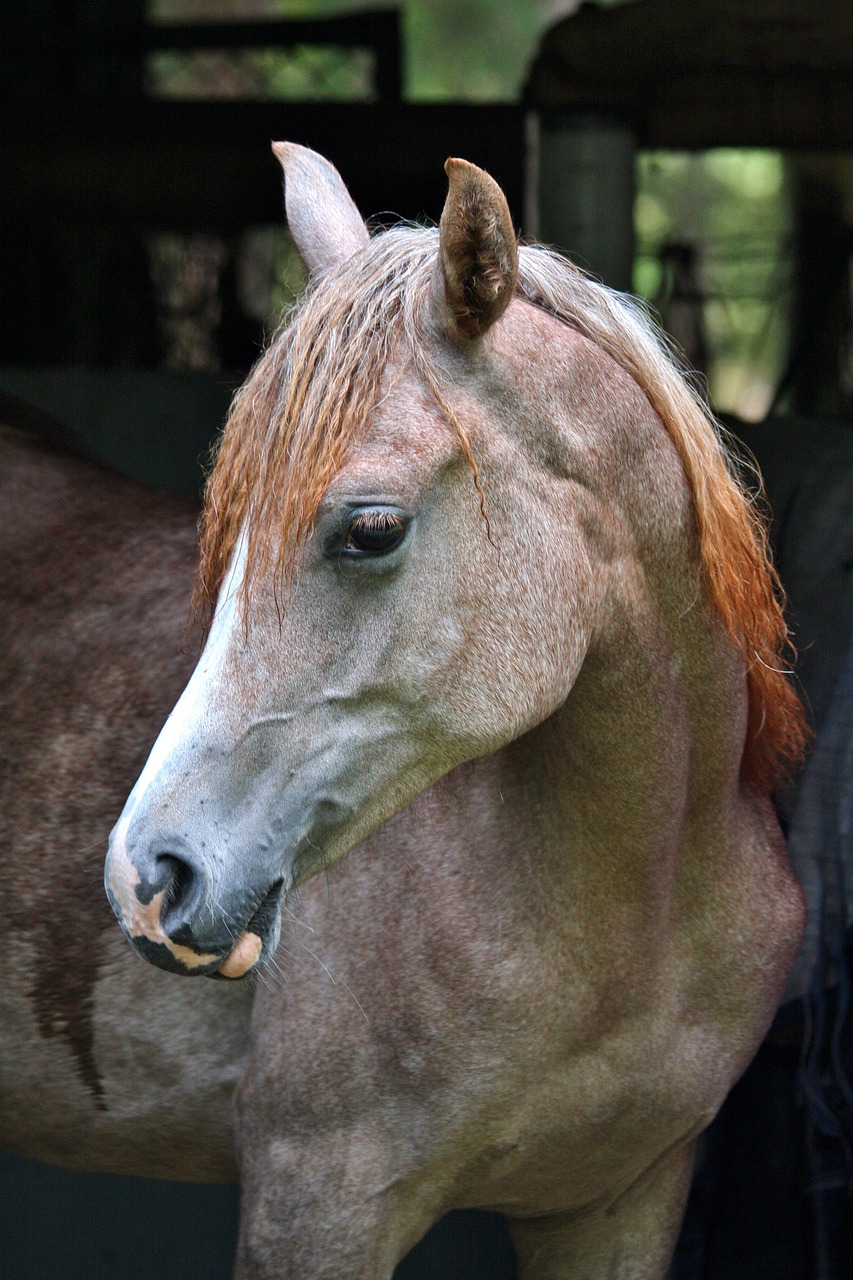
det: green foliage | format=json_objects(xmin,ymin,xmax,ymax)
[
  {"xmin": 635, "ymin": 150, "xmax": 793, "ymax": 420},
  {"xmin": 149, "ymin": 45, "xmax": 376, "ymax": 99}
]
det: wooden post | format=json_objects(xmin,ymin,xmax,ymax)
[{"xmin": 527, "ymin": 111, "xmax": 635, "ymax": 292}]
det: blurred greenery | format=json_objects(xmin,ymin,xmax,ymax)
[
  {"xmin": 148, "ymin": 44, "xmax": 377, "ymax": 98},
  {"xmin": 635, "ymin": 151, "xmax": 793, "ymax": 419}
]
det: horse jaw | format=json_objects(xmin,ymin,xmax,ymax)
[{"xmin": 272, "ymin": 141, "xmax": 369, "ymax": 278}]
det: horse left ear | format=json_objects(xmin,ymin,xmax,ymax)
[
  {"xmin": 438, "ymin": 158, "xmax": 519, "ymax": 340},
  {"xmin": 272, "ymin": 141, "xmax": 370, "ymax": 278}
]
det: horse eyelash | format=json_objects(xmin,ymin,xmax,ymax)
[{"xmin": 353, "ymin": 510, "xmax": 404, "ymax": 531}]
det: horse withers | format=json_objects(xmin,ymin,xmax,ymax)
[{"xmin": 8, "ymin": 147, "xmax": 806, "ymax": 1279}]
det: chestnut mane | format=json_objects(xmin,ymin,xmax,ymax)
[{"xmin": 196, "ymin": 228, "xmax": 807, "ymax": 793}]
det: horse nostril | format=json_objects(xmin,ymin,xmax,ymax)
[{"xmin": 155, "ymin": 852, "xmax": 199, "ymax": 932}]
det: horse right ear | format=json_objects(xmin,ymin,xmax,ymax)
[
  {"xmin": 438, "ymin": 158, "xmax": 519, "ymax": 341},
  {"xmin": 272, "ymin": 142, "xmax": 369, "ymax": 278}
]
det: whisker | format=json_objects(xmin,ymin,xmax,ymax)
[{"xmin": 281, "ymin": 935, "xmax": 370, "ymax": 1025}]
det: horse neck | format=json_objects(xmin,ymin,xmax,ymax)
[
  {"xmin": 431, "ymin": 527, "xmax": 748, "ymax": 943},
  {"xmin": 467, "ymin": 305, "xmax": 746, "ymax": 897}
]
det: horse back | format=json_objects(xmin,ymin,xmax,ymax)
[{"xmin": 1, "ymin": 424, "xmax": 200, "ymax": 808}]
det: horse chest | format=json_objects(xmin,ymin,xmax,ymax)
[{"xmin": 249, "ymin": 878, "xmax": 726, "ymax": 1222}]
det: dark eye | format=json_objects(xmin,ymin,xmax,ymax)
[{"xmin": 342, "ymin": 509, "xmax": 408, "ymax": 557}]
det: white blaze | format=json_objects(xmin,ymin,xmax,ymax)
[{"xmin": 110, "ymin": 534, "xmax": 247, "ymax": 848}]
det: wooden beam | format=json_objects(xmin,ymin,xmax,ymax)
[
  {"xmin": 6, "ymin": 103, "xmax": 526, "ymax": 233},
  {"xmin": 526, "ymin": 0, "xmax": 853, "ymax": 152},
  {"xmin": 6, "ymin": 12, "xmax": 404, "ymax": 102}
]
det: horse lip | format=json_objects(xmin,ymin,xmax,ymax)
[
  {"xmin": 211, "ymin": 880, "xmax": 284, "ymax": 981},
  {"xmin": 218, "ymin": 931, "xmax": 263, "ymax": 979},
  {"xmin": 246, "ymin": 878, "xmax": 285, "ymax": 937}
]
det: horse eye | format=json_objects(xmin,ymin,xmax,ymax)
[{"xmin": 343, "ymin": 510, "xmax": 407, "ymax": 556}]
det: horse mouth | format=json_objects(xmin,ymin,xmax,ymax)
[{"xmin": 213, "ymin": 880, "xmax": 284, "ymax": 981}]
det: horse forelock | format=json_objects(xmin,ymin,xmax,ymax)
[
  {"xmin": 195, "ymin": 229, "xmax": 807, "ymax": 793},
  {"xmin": 195, "ymin": 228, "xmax": 437, "ymax": 624}
]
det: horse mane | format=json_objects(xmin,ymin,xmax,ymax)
[{"xmin": 196, "ymin": 228, "xmax": 808, "ymax": 793}]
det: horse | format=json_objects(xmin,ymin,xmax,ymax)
[
  {"xmin": 5, "ymin": 145, "xmax": 807, "ymax": 1279},
  {"xmin": 0, "ymin": 407, "xmax": 253, "ymax": 1184}
]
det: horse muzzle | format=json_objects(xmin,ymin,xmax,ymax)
[{"xmin": 104, "ymin": 819, "xmax": 283, "ymax": 980}]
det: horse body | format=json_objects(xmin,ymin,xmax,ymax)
[
  {"xmin": 2, "ymin": 148, "xmax": 806, "ymax": 1278},
  {"xmin": 0, "ymin": 425, "xmax": 251, "ymax": 1179}
]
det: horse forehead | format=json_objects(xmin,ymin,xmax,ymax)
[
  {"xmin": 335, "ymin": 380, "xmax": 460, "ymax": 486},
  {"xmin": 330, "ymin": 313, "xmax": 589, "ymax": 493}
]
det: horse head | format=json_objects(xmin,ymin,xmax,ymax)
[
  {"xmin": 104, "ymin": 145, "xmax": 804, "ymax": 983},
  {"xmin": 104, "ymin": 146, "xmax": 607, "ymax": 979}
]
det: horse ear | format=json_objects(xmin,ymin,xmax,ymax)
[
  {"xmin": 271, "ymin": 141, "xmax": 369, "ymax": 278},
  {"xmin": 438, "ymin": 158, "xmax": 519, "ymax": 340}
]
